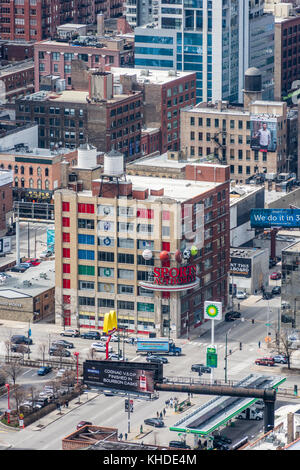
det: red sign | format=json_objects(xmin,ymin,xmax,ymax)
[{"xmin": 152, "ymin": 265, "xmax": 196, "ymax": 287}]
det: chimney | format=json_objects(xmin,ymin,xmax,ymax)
[{"xmin": 97, "ymin": 14, "xmax": 104, "ymax": 37}]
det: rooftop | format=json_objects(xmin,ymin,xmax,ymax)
[
  {"xmin": 129, "ymin": 152, "xmax": 226, "ymax": 170},
  {"xmin": 0, "ymin": 259, "xmax": 55, "ymax": 298},
  {"xmin": 0, "ymin": 146, "xmax": 75, "ymax": 159},
  {"xmin": 0, "ymin": 59, "xmax": 34, "ymax": 78},
  {"xmin": 111, "ymin": 67, "xmax": 195, "ymax": 85},
  {"xmin": 230, "ymin": 247, "xmax": 266, "ymax": 259},
  {"xmin": 21, "ymin": 90, "xmax": 141, "ymax": 104}
]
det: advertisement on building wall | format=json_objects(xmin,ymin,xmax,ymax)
[
  {"xmin": 83, "ymin": 360, "xmax": 161, "ymax": 396},
  {"xmin": 250, "ymin": 115, "xmax": 277, "ymax": 152},
  {"xmin": 139, "ymin": 265, "xmax": 199, "ymax": 292},
  {"xmin": 230, "ymin": 257, "xmax": 252, "ymax": 278},
  {"xmin": 251, "ymin": 208, "xmax": 300, "ymax": 228}
]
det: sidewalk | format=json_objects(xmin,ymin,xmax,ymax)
[{"xmin": 29, "ymin": 391, "xmax": 99, "ymax": 431}]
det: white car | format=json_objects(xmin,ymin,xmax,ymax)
[
  {"xmin": 56, "ymin": 368, "xmax": 66, "ymax": 378},
  {"xmin": 91, "ymin": 342, "xmax": 113, "ymax": 353},
  {"xmin": 236, "ymin": 291, "xmax": 247, "ymax": 299},
  {"xmin": 40, "ymin": 250, "xmax": 53, "ymax": 258}
]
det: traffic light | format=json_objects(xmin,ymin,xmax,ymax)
[
  {"xmin": 252, "ymin": 319, "xmax": 255, "ymax": 324},
  {"xmin": 239, "ymin": 342, "xmax": 242, "ymax": 350},
  {"xmin": 294, "ymin": 385, "xmax": 298, "ymax": 396}
]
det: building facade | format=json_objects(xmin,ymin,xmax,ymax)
[
  {"xmin": 0, "ymin": 59, "xmax": 34, "ymax": 103},
  {"xmin": 54, "ymin": 155, "xmax": 230, "ymax": 338},
  {"xmin": 0, "ymin": 170, "xmax": 13, "ymax": 236},
  {"xmin": 281, "ymin": 240, "xmax": 300, "ymax": 329}
]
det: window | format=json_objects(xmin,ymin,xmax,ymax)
[
  {"xmin": 117, "ymin": 300, "xmax": 134, "ymax": 310},
  {"xmin": 63, "ymin": 248, "xmax": 70, "ymax": 258},
  {"xmin": 63, "ymin": 232, "xmax": 70, "ymax": 243},
  {"xmin": 78, "ymin": 265, "xmax": 95, "ymax": 276},
  {"xmin": 62, "ymin": 217, "xmax": 70, "ymax": 227},
  {"xmin": 118, "ymin": 269, "xmax": 134, "ymax": 280},
  {"xmin": 63, "ymin": 264, "xmax": 70, "ymax": 274},
  {"xmin": 118, "ymin": 284, "xmax": 134, "ymax": 295},
  {"xmin": 63, "ymin": 279, "xmax": 71, "ymax": 289},
  {"xmin": 79, "ymin": 297, "xmax": 95, "ymax": 306},
  {"xmin": 62, "ymin": 201, "xmax": 70, "ymax": 212},
  {"xmin": 78, "ymin": 203, "xmax": 94, "ymax": 214},
  {"xmin": 118, "ymin": 253, "xmax": 134, "ymax": 264},
  {"xmin": 137, "ymin": 255, "xmax": 154, "ymax": 266},
  {"xmin": 78, "ymin": 250, "xmax": 95, "ymax": 260},
  {"xmin": 137, "ymin": 240, "xmax": 154, "ymax": 250},
  {"xmin": 78, "ymin": 219, "xmax": 94, "ymax": 230},
  {"xmin": 98, "ymin": 251, "xmax": 114, "ymax": 262},
  {"xmin": 78, "ymin": 234, "xmax": 95, "ymax": 245},
  {"xmin": 98, "ymin": 283, "xmax": 114, "ymax": 293},
  {"xmin": 98, "ymin": 298, "xmax": 115, "ymax": 308},
  {"xmin": 78, "ymin": 280, "xmax": 95, "ymax": 290}
]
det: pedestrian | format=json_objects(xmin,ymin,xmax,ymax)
[
  {"xmin": 119, "ymin": 433, "xmax": 123, "ymax": 440},
  {"xmin": 163, "ymin": 408, "xmax": 166, "ymax": 417},
  {"xmin": 125, "ymin": 432, "xmax": 128, "ymax": 440},
  {"xmin": 140, "ymin": 425, "xmax": 143, "ymax": 434},
  {"xmin": 156, "ymin": 411, "xmax": 159, "ymax": 418},
  {"xmin": 159, "ymin": 411, "xmax": 163, "ymax": 419},
  {"xmin": 65, "ymin": 400, "xmax": 69, "ymax": 408},
  {"xmin": 165, "ymin": 399, "xmax": 169, "ymax": 408},
  {"xmin": 258, "ymin": 341, "xmax": 261, "ymax": 348}
]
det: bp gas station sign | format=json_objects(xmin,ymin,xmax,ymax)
[
  {"xmin": 203, "ymin": 302, "xmax": 222, "ymax": 375},
  {"xmin": 204, "ymin": 302, "xmax": 222, "ymax": 321}
]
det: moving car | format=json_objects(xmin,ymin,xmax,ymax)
[
  {"xmin": 168, "ymin": 441, "xmax": 191, "ymax": 449},
  {"xmin": 236, "ymin": 291, "xmax": 247, "ymax": 299},
  {"xmin": 91, "ymin": 342, "xmax": 113, "ymax": 353},
  {"xmin": 56, "ymin": 368, "xmax": 66, "ymax": 378},
  {"xmin": 281, "ymin": 314, "xmax": 293, "ymax": 323},
  {"xmin": 11, "ymin": 335, "xmax": 32, "ymax": 345},
  {"xmin": 25, "ymin": 258, "xmax": 41, "ymax": 266},
  {"xmin": 37, "ymin": 366, "xmax": 52, "ymax": 376},
  {"xmin": 270, "ymin": 272, "xmax": 281, "ymax": 280},
  {"xmin": 272, "ymin": 354, "xmax": 288, "ymax": 364},
  {"xmin": 77, "ymin": 421, "xmax": 92, "ymax": 430},
  {"xmin": 40, "ymin": 250, "xmax": 53, "ymax": 258},
  {"xmin": 108, "ymin": 352, "xmax": 125, "ymax": 361},
  {"xmin": 81, "ymin": 331, "xmax": 101, "ymax": 340},
  {"xmin": 225, "ymin": 311, "xmax": 241, "ymax": 321},
  {"xmin": 191, "ymin": 363, "xmax": 211, "ymax": 373},
  {"xmin": 263, "ymin": 292, "xmax": 273, "ymax": 300},
  {"xmin": 272, "ymin": 286, "xmax": 281, "ymax": 295},
  {"xmin": 255, "ymin": 357, "xmax": 275, "ymax": 366},
  {"xmin": 49, "ymin": 346, "xmax": 71, "ymax": 357},
  {"xmin": 225, "ymin": 312, "xmax": 236, "ymax": 322},
  {"xmin": 51, "ymin": 339, "xmax": 74, "ymax": 349},
  {"xmin": 60, "ymin": 328, "xmax": 79, "ymax": 337},
  {"xmin": 144, "ymin": 418, "xmax": 164, "ymax": 428},
  {"xmin": 146, "ymin": 355, "xmax": 168, "ymax": 364}
]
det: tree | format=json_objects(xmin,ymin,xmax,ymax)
[
  {"xmin": 2, "ymin": 359, "xmax": 23, "ymax": 387},
  {"xmin": 38, "ymin": 342, "xmax": 48, "ymax": 366},
  {"xmin": 277, "ymin": 330, "xmax": 296, "ymax": 369}
]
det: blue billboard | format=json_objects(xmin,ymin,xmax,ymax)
[{"xmin": 251, "ymin": 209, "xmax": 300, "ymax": 228}]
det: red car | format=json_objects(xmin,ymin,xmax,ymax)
[
  {"xmin": 255, "ymin": 357, "xmax": 275, "ymax": 366},
  {"xmin": 270, "ymin": 272, "xmax": 281, "ymax": 280},
  {"xmin": 25, "ymin": 258, "xmax": 41, "ymax": 266}
]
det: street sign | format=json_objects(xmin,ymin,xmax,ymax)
[{"xmin": 206, "ymin": 347, "xmax": 218, "ymax": 368}]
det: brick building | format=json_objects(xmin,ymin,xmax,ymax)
[
  {"xmin": 54, "ymin": 150, "xmax": 230, "ymax": 338},
  {"xmin": 0, "ymin": 170, "xmax": 13, "ymax": 236},
  {"xmin": 0, "ymin": 59, "xmax": 34, "ymax": 103},
  {"xmin": 180, "ymin": 97, "xmax": 288, "ymax": 184},
  {"xmin": 111, "ymin": 67, "xmax": 197, "ymax": 153},
  {"xmin": 0, "ymin": 40, "xmax": 34, "ymax": 63},
  {"xmin": 34, "ymin": 36, "xmax": 134, "ymax": 92},
  {"xmin": 0, "ymin": 0, "xmax": 125, "ymax": 42},
  {"xmin": 15, "ymin": 72, "xmax": 143, "ymax": 160}
]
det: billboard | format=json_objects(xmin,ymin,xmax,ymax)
[
  {"xmin": 83, "ymin": 360, "xmax": 163, "ymax": 396},
  {"xmin": 251, "ymin": 208, "xmax": 300, "ymax": 228},
  {"xmin": 230, "ymin": 257, "xmax": 252, "ymax": 278},
  {"xmin": 250, "ymin": 115, "xmax": 277, "ymax": 152},
  {"xmin": 139, "ymin": 265, "xmax": 199, "ymax": 292},
  {"xmin": 137, "ymin": 339, "xmax": 169, "ymax": 353}
]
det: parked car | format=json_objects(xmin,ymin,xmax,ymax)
[
  {"xmin": 272, "ymin": 354, "xmax": 288, "ymax": 364},
  {"xmin": 35, "ymin": 397, "xmax": 50, "ymax": 408},
  {"xmin": 191, "ymin": 363, "xmax": 211, "ymax": 374},
  {"xmin": 56, "ymin": 368, "xmax": 66, "ymax": 378},
  {"xmin": 146, "ymin": 355, "xmax": 168, "ymax": 364},
  {"xmin": 11, "ymin": 344, "xmax": 30, "ymax": 353},
  {"xmin": 270, "ymin": 272, "xmax": 281, "ymax": 280},
  {"xmin": 108, "ymin": 352, "xmax": 125, "ymax": 361},
  {"xmin": 77, "ymin": 421, "xmax": 92, "ymax": 430},
  {"xmin": 81, "ymin": 331, "xmax": 101, "ymax": 340},
  {"xmin": 225, "ymin": 312, "xmax": 236, "ymax": 322},
  {"xmin": 24, "ymin": 258, "xmax": 41, "ymax": 266},
  {"xmin": 169, "ymin": 441, "xmax": 191, "ymax": 449},
  {"xmin": 91, "ymin": 342, "xmax": 113, "ymax": 353},
  {"xmin": 281, "ymin": 314, "xmax": 293, "ymax": 323},
  {"xmin": 49, "ymin": 346, "xmax": 71, "ymax": 357},
  {"xmin": 19, "ymin": 262, "xmax": 31, "ymax": 269},
  {"xmin": 282, "ymin": 301, "xmax": 291, "ymax": 310},
  {"xmin": 236, "ymin": 291, "xmax": 247, "ymax": 299},
  {"xmin": 51, "ymin": 339, "xmax": 74, "ymax": 349},
  {"xmin": 213, "ymin": 440, "xmax": 230, "ymax": 450},
  {"xmin": 37, "ymin": 366, "xmax": 52, "ymax": 376},
  {"xmin": 11, "ymin": 335, "xmax": 32, "ymax": 345},
  {"xmin": 213, "ymin": 435, "xmax": 232, "ymax": 445},
  {"xmin": 10, "ymin": 265, "xmax": 26, "ymax": 273},
  {"xmin": 272, "ymin": 286, "xmax": 281, "ymax": 295},
  {"xmin": 60, "ymin": 328, "xmax": 79, "ymax": 337},
  {"xmin": 144, "ymin": 418, "xmax": 164, "ymax": 428},
  {"xmin": 255, "ymin": 357, "xmax": 275, "ymax": 366},
  {"xmin": 40, "ymin": 250, "xmax": 53, "ymax": 258}
]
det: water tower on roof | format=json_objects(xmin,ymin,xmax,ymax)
[
  {"xmin": 99, "ymin": 149, "xmax": 126, "ymax": 197},
  {"xmin": 243, "ymin": 67, "xmax": 262, "ymax": 109}
]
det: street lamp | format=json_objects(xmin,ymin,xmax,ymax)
[
  {"xmin": 74, "ymin": 352, "xmax": 79, "ymax": 384},
  {"xmin": 5, "ymin": 384, "xmax": 10, "ymax": 424}
]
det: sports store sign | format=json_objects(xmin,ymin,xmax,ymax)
[{"xmin": 139, "ymin": 265, "xmax": 199, "ymax": 291}]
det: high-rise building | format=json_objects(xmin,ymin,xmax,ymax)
[
  {"xmin": 134, "ymin": 0, "xmax": 274, "ymax": 104},
  {"xmin": 125, "ymin": 0, "xmax": 159, "ymax": 29}
]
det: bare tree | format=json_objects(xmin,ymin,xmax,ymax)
[
  {"xmin": 12, "ymin": 384, "xmax": 27, "ymax": 415},
  {"xmin": 278, "ymin": 331, "xmax": 296, "ymax": 369},
  {"xmin": 38, "ymin": 342, "xmax": 48, "ymax": 366},
  {"xmin": 2, "ymin": 359, "xmax": 23, "ymax": 387}
]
